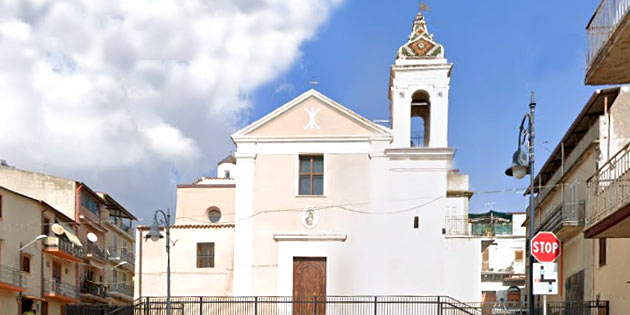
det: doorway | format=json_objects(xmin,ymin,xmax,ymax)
[{"xmin": 293, "ymin": 257, "xmax": 326, "ymax": 315}]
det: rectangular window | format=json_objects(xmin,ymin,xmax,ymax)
[
  {"xmin": 599, "ymin": 238, "xmax": 607, "ymax": 267},
  {"xmin": 197, "ymin": 243, "xmax": 215, "ymax": 268},
  {"xmin": 299, "ymin": 155, "xmax": 324, "ymax": 195},
  {"xmin": 81, "ymin": 191, "xmax": 100, "ymax": 216},
  {"xmin": 21, "ymin": 254, "xmax": 31, "ymax": 273},
  {"xmin": 43, "ymin": 218, "xmax": 50, "ymax": 236}
]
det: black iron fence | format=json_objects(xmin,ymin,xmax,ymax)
[
  {"xmin": 65, "ymin": 304, "xmax": 133, "ymax": 315},
  {"xmin": 65, "ymin": 297, "xmax": 609, "ymax": 315}
]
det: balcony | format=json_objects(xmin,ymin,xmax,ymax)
[
  {"xmin": 109, "ymin": 247, "xmax": 135, "ymax": 269},
  {"xmin": 585, "ymin": 142, "xmax": 630, "ymax": 238},
  {"xmin": 85, "ymin": 243, "xmax": 108, "ymax": 262},
  {"xmin": 107, "ymin": 216, "xmax": 133, "ymax": 238},
  {"xmin": 44, "ymin": 278, "xmax": 80, "ymax": 303},
  {"xmin": 586, "ymin": 0, "xmax": 630, "ymax": 85},
  {"xmin": 0, "ymin": 264, "xmax": 26, "ymax": 292},
  {"xmin": 43, "ymin": 236, "xmax": 84, "ymax": 262},
  {"xmin": 108, "ymin": 283, "xmax": 133, "ymax": 301},
  {"xmin": 80, "ymin": 280, "xmax": 107, "ymax": 301},
  {"xmin": 536, "ymin": 201, "xmax": 585, "ymax": 240},
  {"xmin": 444, "ymin": 215, "xmax": 515, "ymax": 238},
  {"xmin": 535, "ymin": 123, "xmax": 599, "ymax": 209}
]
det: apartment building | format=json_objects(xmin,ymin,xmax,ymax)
[
  {"xmin": 0, "ymin": 165, "xmax": 137, "ymax": 307},
  {"xmin": 531, "ymin": 87, "xmax": 630, "ymax": 313},
  {"xmin": 99, "ymin": 192, "xmax": 136, "ymax": 304},
  {"xmin": 0, "ymin": 185, "xmax": 81, "ymax": 315},
  {"xmin": 586, "ymin": 0, "xmax": 630, "ymax": 85}
]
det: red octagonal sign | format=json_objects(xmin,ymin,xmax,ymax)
[{"xmin": 531, "ymin": 232, "xmax": 561, "ymax": 263}]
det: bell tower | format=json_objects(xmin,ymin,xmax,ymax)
[{"xmin": 389, "ymin": 10, "xmax": 452, "ymax": 148}]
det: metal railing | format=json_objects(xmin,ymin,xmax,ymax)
[
  {"xmin": 65, "ymin": 304, "xmax": 133, "ymax": 315},
  {"xmin": 132, "ymin": 297, "xmax": 609, "ymax": 315},
  {"xmin": 135, "ymin": 296, "xmax": 479, "ymax": 315},
  {"xmin": 44, "ymin": 278, "xmax": 79, "ymax": 300},
  {"xmin": 464, "ymin": 301, "xmax": 608, "ymax": 315},
  {"xmin": 87, "ymin": 243, "xmax": 108, "ymax": 261},
  {"xmin": 81, "ymin": 280, "xmax": 107, "ymax": 298},
  {"xmin": 587, "ymin": 0, "xmax": 630, "ymax": 69},
  {"xmin": 444, "ymin": 216, "xmax": 513, "ymax": 237},
  {"xmin": 410, "ymin": 131, "xmax": 425, "ymax": 147},
  {"xmin": 109, "ymin": 247, "xmax": 135, "ymax": 265},
  {"xmin": 587, "ymin": 142, "xmax": 630, "ymax": 227},
  {"xmin": 536, "ymin": 201, "xmax": 585, "ymax": 234},
  {"xmin": 109, "ymin": 216, "xmax": 133, "ymax": 235},
  {"xmin": 45, "ymin": 236, "xmax": 84, "ymax": 258},
  {"xmin": 0, "ymin": 264, "xmax": 25, "ymax": 288},
  {"xmin": 109, "ymin": 283, "xmax": 134, "ymax": 298}
]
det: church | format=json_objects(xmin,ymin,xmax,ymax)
[{"xmin": 136, "ymin": 10, "xmax": 481, "ymax": 303}]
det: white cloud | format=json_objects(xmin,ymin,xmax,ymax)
[{"xmin": 0, "ymin": 0, "xmax": 342, "ymax": 219}]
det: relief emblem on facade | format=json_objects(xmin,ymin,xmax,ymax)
[
  {"xmin": 304, "ymin": 107, "xmax": 321, "ymax": 130},
  {"xmin": 302, "ymin": 207, "xmax": 319, "ymax": 229}
]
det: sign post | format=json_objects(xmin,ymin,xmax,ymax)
[{"xmin": 531, "ymin": 232, "xmax": 561, "ymax": 315}]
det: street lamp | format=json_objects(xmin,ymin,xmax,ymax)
[
  {"xmin": 145, "ymin": 209, "xmax": 171, "ymax": 315},
  {"xmin": 505, "ymin": 91, "xmax": 536, "ymax": 315}
]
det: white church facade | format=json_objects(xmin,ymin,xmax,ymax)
[{"xmin": 135, "ymin": 11, "xmax": 481, "ymax": 302}]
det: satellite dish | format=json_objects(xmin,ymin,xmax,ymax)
[
  {"xmin": 87, "ymin": 232, "xmax": 98, "ymax": 243},
  {"xmin": 51, "ymin": 224, "xmax": 65, "ymax": 236}
]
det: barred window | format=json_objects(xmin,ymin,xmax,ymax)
[
  {"xmin": 197, "ymin": 242, "xmax": 215, "ymax": 268},
  {"xmin": 299, "ymin": 155, "xmax": 324, "ymax": 195}
]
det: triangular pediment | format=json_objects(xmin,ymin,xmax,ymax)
[{"xmin": 232, "ymin": 90, "xmax": 391, "ymax": 140}]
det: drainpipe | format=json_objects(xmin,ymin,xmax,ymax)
[
  {"xmin": 74, "ymin": 183, "xmax": 83, "ymax": 303},
  {"xmin": 139, "ymin": 228, "xmax": 143, "ymax": 298}
]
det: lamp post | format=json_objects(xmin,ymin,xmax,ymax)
[
  {"xmin": 505, "ymin": 91, "xmax": 536, "ymax": 315},
  {"xmin": 145, "ymin": 209, "xmax": 171, "ymax": 315},
  {"xmin": 18, "ymin": 235, "xmax": 47, "ymax": 311}
]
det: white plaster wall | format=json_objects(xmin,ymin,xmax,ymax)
[
  {"xmin": 487, "ymin": 238, "xmax": 526, "ymax": 274},
  {"xmin": 218, "ymin": 163, "xmax": 236, "ymax": 179},
  {"xmin": 0, "ymin": 166, "xmax": 76, "ymax": 220},
  {"xmin": 390, "ymin": 60, "xmax": 452, "ymax": 148},
  {"xmin": 135, "ymin": 226, "xmax": 234, "ymax": 297},
  {"xmin": 233, "ymin": 153, "xmax": 255, "ymax": 296}
]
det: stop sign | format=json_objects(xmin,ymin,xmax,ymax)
[{"xmin": 531, "ymin": 232, "xmax": 561, "ymax": 263}]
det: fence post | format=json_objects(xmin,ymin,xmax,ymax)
[
  {"xmin": 199, "ymin": 296, "xmax": 203, "ymax": 315},
  {"xmin": 437, "ymin": 296, "xmax": 442, "ymax": 315},
  {"xmin": 254, "ymin": 296, "xmax": 258, "ymax": 315},
  {"xmin": 373, "ymin": 296, "xmax": 377, "ymax": 315},
  {"xmin": 605, "ymin": 300, "xmax": 610, "ymax": 315},
  {"xmin": 144, "ymin": 297, "xmax": 150, "ymax": 315},
  {"xmin": 314, "ymin": 296, "xmax": 318, "ymax": 315}
]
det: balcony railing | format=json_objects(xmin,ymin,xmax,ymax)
[
  {"xmin": 587, "ymin": 142, "xmax": 630, "ymax": 227},
  {"xmin": 44, "ymin": 236, "xmax": 84, "ymax": 258},
  {"xmin": 44, "ymin": 278, "xmax": 79, "ymax": 300},
  {"xmin": 0, "ymin": 264, "xmax": 25, "ymax": 289},
  {"xmin": 587, "ymin": 0, "xmax": 630, "ymax": 69},
  {"xmin": 444, "ymin": 216, "xmax": 513, "ymax": 237},
  {"xmin": 86, "ymin": 243, "xmax": 108, "ymax": 261},
  {"xmin": 109, "ymin": 247, "xmax": 134, "ymax": 265},
  {"xmin": 109, "ymin": 283, "xmax": 133, "ymax": 298},
  {"xmin": 81, "ymin": 280, "xmax": 107, "ymax": 298},
  {"xmin": 108, "ymin": 216, "xmax": 132, "ymax": 235},
  {"xmin": 536, "ymin": 201, "xmax": 585, "ymax": 236},
  {"xmin": 410, "ymin": 131, "xmax": 425, "ymax": 147}
]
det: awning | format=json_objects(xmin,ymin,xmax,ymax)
[{"xmin": 59, "ymin": 225, "xmax": 83, "ymax": 247}]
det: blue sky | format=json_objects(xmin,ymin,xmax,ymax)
[{"xmin": 249, "ymin": 0, "xmax": 604, "ymax": 213}]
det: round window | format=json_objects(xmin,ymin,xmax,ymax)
[{"xmin": 207, "ymin": 208, "xmax": 221, "ymax": 223}]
